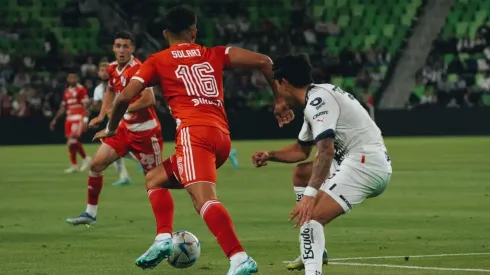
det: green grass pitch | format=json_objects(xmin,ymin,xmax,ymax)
[{"xmin": 0, "ymin": 137, "xmax": 489, "ymax": 275}]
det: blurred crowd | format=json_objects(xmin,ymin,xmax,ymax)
[
  {"xmin": 1, "ymin": 0, "xmax": 385, "ymax": 118},
  {"xmin": 411, "ymin": 19, "xmax": 490, "ymax": 109}
]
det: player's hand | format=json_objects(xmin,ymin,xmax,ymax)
[
  {"xmin": 274, "ymin": 100, "xmax": 294, "ymax": 128},
  {"xmin": 289, "ymin": 195, "xmax": 315, "ymax": 228},
  {"xmin": 89, "ymin": 116, "xmax": 104, "ymax": 128},
  {"xmin": 251, "ymin": 151, "xmax": 269, "ymax": 167},
  {"xmin": 92, "ymin": 129, "xmax": 115, "ymax": 142},
  {"xmin": 49, "ymin": 120, "xmax": 56, "ymax": 131}
]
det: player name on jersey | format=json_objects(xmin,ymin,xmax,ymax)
[{"xmin": 171, "ymin": 49, "xmax": 201, "ymax": 58}]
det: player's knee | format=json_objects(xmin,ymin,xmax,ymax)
[
  {"xmin": 293, "ymin": 163, "xmax": 310, "ymax": 187},
  {"xmin": 90, "ymin": 160, "xmax": 106, "ymax": 173}
]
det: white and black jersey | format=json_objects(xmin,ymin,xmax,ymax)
[
  {"xmin": 298, "ymin": 83, "xmax": 390, "ymax": 172},
  {"xmin": 93, "ymin": 82, "xmax": 107, "ymax": 102}
]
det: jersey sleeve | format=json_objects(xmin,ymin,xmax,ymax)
[
  {"xmin": 297, "ymin": 119, "xmax": 314, "ymax": 146},
  {"xmin": 78, "ymin": 87, "xmax": 89, "ymax": 102},
  {"xmin": 304, "ymin": 90, "xmax": 340, "ymax": 143},
  {"xmin": 93, "ymin": 84, "xmax": 104, "ymax": 101},
  {"xmin": 131, "ymin": 54, "xmax": 158, "ymax": 86},
  {"xmin": 213, "ymin": 46, "xmax": 232, "ymax": 69}
]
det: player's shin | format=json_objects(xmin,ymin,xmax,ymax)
[
  {"xmin": 67, "ymin": 139, "xmax": 78, "ymax": 167},
  {"xmin": 190, "ymin": 183, "xmax": 245, "ymax": 262},
  {"xmin": 300, "ymin": 220, "xmax": 325, "ymax": 275},
  {"xmin": 86, "ymin": 170, "xmax": 103, "ymax": 217},
  {"xmin": 147, "ymin": 187, "xmax": 174, "ymax": 239}
]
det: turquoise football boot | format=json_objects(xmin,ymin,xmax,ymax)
[
  {"xmin": 229, "ymin": 148, "xmax": 239, "ymax": 169},
  {"xmin": 135, "ymin": 238, "xmax": 174, "ymax": 269},
  {"xmin": 112, "ymin": 177, "xmax": 131, "ymax": 186},
  {"xmin": 227, "ymin": 256, "xmax": 258, "ymax": 275},
  {"xmin": 66, "ymin": 212, "xmax": 96, "ymax": 226}
]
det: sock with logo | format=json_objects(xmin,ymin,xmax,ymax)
[
  {"xmin": 199, "ymin": 200, "xmax": 245, "ymax": 259},
  {"xmin": 294, "ymin": 186, "xmax": 306, "ymax": 202},
  {"xmin": 86, "ymin": 171, "xmax": 103, "ymax": 217},
  {"xmin": 300, "ymin": 220, "xmax": 325, "ymax": 275}
]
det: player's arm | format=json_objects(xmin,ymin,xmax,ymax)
[
  {"xmin": 49, "ymin": 102, "xmax": 66, "ymax": 130},
  {"xmin": 98, "ymin": 86, "xmax": 115, "ymax": 119},
  {"xmin": 106, "ymin": 79, "xmax": 145, "ymax": 132},
  {"xmin": 127, "ymin": 87, "xmax": 156, "ymax": 112},
  {"xmin": 267, "ymin": 142, "xmax": 313, "ymax": 163},
  {"xmin": 227, "ymin": 47, "xmax": 294, "ymax": 126},
  {"xmin": 304, "ymin": 93, "xmax": 340, "ymax": 194}
]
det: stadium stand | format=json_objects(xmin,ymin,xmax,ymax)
[
  {"xmin": 413, "ymin": 0, "xmax": 490, "ymax": 108},
  {"xmin": 0, "ymin": 0, "xmax": 423, "ymax": 118}
]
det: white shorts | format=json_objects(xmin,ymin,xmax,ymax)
[{"xmin": 320, "ymin": 152, "xmax": 392, "ymax": 213}]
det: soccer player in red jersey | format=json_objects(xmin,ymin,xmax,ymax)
[
  {"xmin": 95, "ymin": 6, "xmax": 293, "ymax": 274},
  {"xmin": 66, "ymin": 32, "xmax": 173, "ymax": 227},
  {"xmin": 50, "ymin": 72, "xmax": 92, "ymax": 173}
]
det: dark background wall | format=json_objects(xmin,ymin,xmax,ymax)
[{"xmin": 1, "ymin": 108, "xmax": 489, "ymax": 145}]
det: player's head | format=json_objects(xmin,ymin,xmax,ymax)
[
  {"xmin": 163, "ymin": 5, "xmax": 197, "ymax": 44},
  {"xmin": 98, "ymin": 62, "xmax": 109, "ymax": 81},
  {"xmin": 66, "ymin": 72, "xmax": 78, "ymax": 87},
  {"xmin": 273, "ymin": 54, "xmax": 314, "ymax": 107},
  {"xmin": 113, "ymin": 31, "xmax": 135, "ymax": 65}
]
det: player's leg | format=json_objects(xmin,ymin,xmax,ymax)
[
  {"xmin": 71, "ymin": 119, "xmax": 91, "ymax": 171},
  {"xmin": 111, "ymin": 157, "xmax": 131, "ymax": 186},
  {"xmin": 66, "ymin": 136, "xmax": 126, "ymax": 226},
  {"xmin": 133, "ymin": 133, "xmax": 176, "ymax": 269},
  {"xmin": 300, "ymin": 191, "xmax": 344, "ymax": 275},
  {"xmin": 287, "ymin": 162, "xmax": 329, "ymax": 271},
  {"xmin": 65, "ymin": 137, "xmax": 80, "ymax": 173},
  {"xmin": 298, "ymin": 161, "xmax": 391, "ymax": 275},
  {"xmin": 124, "ymin": 151, "xmax": 144, "ymax": 173},
  {"xmin": 183, "ymin": 127, "xmax": 256, "ymax": 275}
]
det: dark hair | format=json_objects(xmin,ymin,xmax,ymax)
[
  {"xmin": 273, "ymin": 54, "xmax": 313, "ymax": 88},
  {"xmin": 114, "ymin": 31, "xmax": 135, "ymax": 44},
  {"xmin": 164, "ymin": 5, "xmax": 197, "ymax": 34}
]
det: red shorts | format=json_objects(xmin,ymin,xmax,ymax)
[
  {"xmin": 167, "ymin": 126, "xmax": 231, "ymax": 186},
  {"xmin": 64, "ymin": 118, "xmax": 86, "ymax": 138},
  {"xmin": 102, "ymin": 125, "xmax": 163, "ymax": 173}
]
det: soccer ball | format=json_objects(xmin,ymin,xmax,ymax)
[{"xmin": 167, "ymin": 230, "xmax": 201, "ymax": 268}]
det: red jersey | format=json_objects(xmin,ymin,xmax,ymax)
[
  {"xmin": 131, "ymin": 43, "xmax": 230, "ymax": 134},
  {"xmin": 107, "ymin": 57, "xmax": 159, "ymax": 132},
  {"xmin": 62, "ymin": 84, "xmax": 88, "ymax": 120}
]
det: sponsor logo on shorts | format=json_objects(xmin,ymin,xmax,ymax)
[
  {"xmin": 301, "ymin": 227, "xmax": 315, "ymax": 260},
  {"xmin": 192, "ymin": 98, "xmax": 223, "ymax": 107}
]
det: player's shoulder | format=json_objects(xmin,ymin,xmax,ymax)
[
  {"xmin": 107, "ymin": 61, "xmax": 118, "ymax": 73},
  {"xmin": 129, "ymin": 57, "xmax": 141, "ymax": 66}
]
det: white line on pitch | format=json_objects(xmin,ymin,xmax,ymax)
[
  {"xmin": 329, "ymin": 262, "xmax": 490, "ymax": 273},
  {"xmin": 329, "ymin": 252, "xmax": 490, "ymax": 261}
]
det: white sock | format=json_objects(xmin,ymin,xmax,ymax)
[
  {"xmin": 86, "ymin": 204, "xmax": 98, "ymax": 217},
  {"xmin": 155, "ymin": 233, "xmax": 172, "ymax": 241},
  {"xmin": 230, "ymin": 251, "xmax": 248, "ymax": 267},
  {"xmin": 300, "ymin": 220, "xmax": 325, "ymax": 275},
  {"xmin": 294, "ymin": 187, "xmax": 306, "ymax": 202},
  {"xmin": 113, "ymin": 158, "xmax": 129, "ymax": 180}
]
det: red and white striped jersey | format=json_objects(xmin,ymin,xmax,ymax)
[
  {"xmin": 107, "ymin": 57, "xmax": 160, "ymax": 132},
  {"xmin": 62, "ymin": 84, "xmax": 88, "ymax": 120}
]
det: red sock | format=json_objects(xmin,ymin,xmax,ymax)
[
  {"xmin": 88, "ymin": 171, "xmax": 103, "ymax": 205},
  {"xmin": 76, "ymin": 141, "xmax": 87, "ymax": 159},
  {"xmin": 68, "ymin": 144, "xmax": 77, "ymax": 165},
  {"xmin": 148, "ymin": 188, "xmax": 174, "ymax": 235},
  {"xmin": 199, "ymin": 200, "xmax": 244, "ymax": 258}
]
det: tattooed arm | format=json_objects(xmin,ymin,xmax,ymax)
[{"xmin": 308, "ymin": 137, "xmax": 335, "ymax": 190}]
